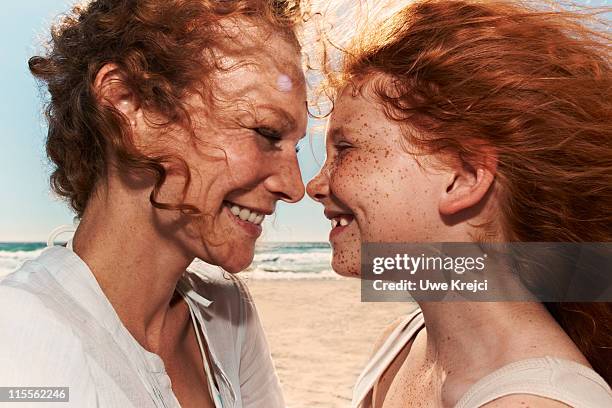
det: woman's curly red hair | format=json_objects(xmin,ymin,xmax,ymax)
[{"xmin": 29, "ymin": 0, "xmax": 302, "ymax": 217}]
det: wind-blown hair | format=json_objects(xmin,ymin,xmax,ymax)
[
  {"xmin": 29, "ymin": 0, "xmax": 302, "ymax": 217},
  {"xmin": 332, "ymin": 0, "xmax": 611, "ymax": 382}
]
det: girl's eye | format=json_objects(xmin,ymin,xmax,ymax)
[{"xmin": 334, "ymin": 142, "xmax": 353, "ymax": 153}]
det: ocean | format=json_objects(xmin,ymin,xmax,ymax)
[{"xmin": 0, "ymin": 242, "xmax": 336, "ymax": 280}]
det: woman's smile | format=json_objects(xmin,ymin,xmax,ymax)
[{"xmin": 223, "ymin": 201, "xmax": 271, "ymax": 238}]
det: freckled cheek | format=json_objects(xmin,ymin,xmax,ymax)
[{"xmin": 328, "ymin": 153, "xmax": 387, "ymax": 201}]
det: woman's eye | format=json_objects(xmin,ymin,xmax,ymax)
[{"xmin": 254, "ymin": 127, "xmax": 282, "ymax": 143}]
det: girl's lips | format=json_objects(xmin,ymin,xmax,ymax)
[
  {"xmin": 225, "ymin": 206, "xmax": 262, "ymax": 238},
  {"xmin": 329, "ymin": 223, "xmax": 349, "ymax": 240},
  {"xmin": 329, "ymin": 215, "xmax": 354, "ymax": 241}
]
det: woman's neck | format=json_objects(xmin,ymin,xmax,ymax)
[{"xmin": 71, "ymin": 181, "xmax": 195, "ymax": 354}]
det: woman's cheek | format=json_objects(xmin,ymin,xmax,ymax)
[{"xmin": 226, "ymin": 143, "xmax": 266, "ymax": 182}]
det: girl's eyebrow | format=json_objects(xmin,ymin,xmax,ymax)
[{"xmin": 327, "ymin": 125, "xmax": 345, "ymax": 142}]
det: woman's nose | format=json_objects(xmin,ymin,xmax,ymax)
[
  {"xmin": 306, "ymin": 165, "xmax": 330, "ymax": 203},
  {"xmin": 264, "ymin": 152, "xmax": 305, "ymax": 203}
]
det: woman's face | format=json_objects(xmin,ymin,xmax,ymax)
[
  {"xmin": 153, "ymin": 30, "xmax": 307, "ymax": 273},
  {"xmin": 306, "ymin": 86, "xmax": 452, "ymax": 277}
]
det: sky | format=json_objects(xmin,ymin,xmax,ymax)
[{"xmin": 0, "ymin": 0, "xmax": 609, "ymax": 242}]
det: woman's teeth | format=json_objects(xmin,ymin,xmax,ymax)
[
  {"xmin": 331, "ymin": 216, "xmax": 353, "ymax": 228},
  {"xmin": 228, "ymin": 203, "xmax": 265, "ymax": 225}
]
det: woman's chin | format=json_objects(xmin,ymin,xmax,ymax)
[
  {"xmin": 217, "ymin": 254, "xmax": 253, "ymax": 274},
  {"xmin": 201, "ymin": 243, "xmax": 255, "ymax": 274}
]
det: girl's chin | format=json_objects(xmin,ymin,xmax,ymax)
[
  {"xmin": 335, "ymin": 270, "xmax": 361, "ymax": 278},
  {"xmin": 331, "ymin": 245, "xmax": 362, "ymax": 278},
  {"xmin": 331, "ymin": 259, "xmax": 361, "ymax": 278}
]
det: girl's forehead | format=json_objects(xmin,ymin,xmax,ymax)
[{"xmin": 331, "ymin": 90, "xmax": 380, "ymax": 123}]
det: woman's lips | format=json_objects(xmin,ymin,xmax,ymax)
[{"xmin": 225, "ymin": 205, "xmax": 263, "ymax": 238}]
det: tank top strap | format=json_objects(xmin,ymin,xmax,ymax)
[
  {"xmin": 352, "ymin": 307, "xmax": 425, "ymax": 408},
  {"xmin": 455, "ymin": 356, "xmax": 612, "ymax": 408}
]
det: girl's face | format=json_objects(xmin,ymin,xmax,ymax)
[
  {"xmin": 306, "ymin": 86, "xmax": 453, "ymax": 277},
  {"xmin": 150, "ymin": 32, "xmax": 307, "ymax": 273}
]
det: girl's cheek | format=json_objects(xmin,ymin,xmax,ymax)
[
  {"xmin": 330, "ymin": 154, "xmax": 364, "ymax": 200},
  {"xmin": 331, "ymin": 150, "xmax": 388, "ymax": 197}
]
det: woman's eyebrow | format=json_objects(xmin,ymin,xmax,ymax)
[{"xmin": 257, "ymin": 104, "xmax": 297, "ymax": 132}]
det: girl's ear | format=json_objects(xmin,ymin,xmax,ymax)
[{"xmin": 439, "ymin": 148, "xmax": 497, "ymax": 216}]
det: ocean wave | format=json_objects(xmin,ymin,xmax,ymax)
[
  {"xmin": 0, "ymin": 249, "xmax": 46, "ymax": 277},
  {"xmin": 243, "ymin": 268, "xmax": 341, "ymax": 280},
  {"xmin": 188, "ymin": 257, "xmax": 337, "ymax": 280},
  {"xmin": 0, "ymin": 244, "xmax": 335, "ymax": 280},
  {"xmin": 252, "ymin": 250, "xmax": 330, "ymax": 263}
]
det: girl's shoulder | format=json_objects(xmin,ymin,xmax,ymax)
[{"xmin": 457, "ymin": 356, "xmax": 612, "ymax": 408}]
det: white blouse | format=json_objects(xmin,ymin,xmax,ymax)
[{"xmin": 0, "ymin": 245, "xmax": 285, "ymax": 407}]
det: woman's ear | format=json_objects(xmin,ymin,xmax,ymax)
[
  {"xmin": 93, "ymin": 63, "xmax": 140, "ymax": 126},
  {"xmin": 439, "ymin": 148, "xmax": 497, "ymax": 216}
]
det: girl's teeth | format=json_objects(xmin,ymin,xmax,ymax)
[
  {"xmin": 255, "ymin": 214, "xmax": 264, "ymax": 224},
  {"xmin": 331, "ymin": 216, "xmax": 352, "ymax": 228},
  {"xmin": 230, "ymin": 205, "xmax": 241, "ymax": 216},
  {"xmin": 248, "ymin": 212, "xmax": 257, "ymax": 223}
]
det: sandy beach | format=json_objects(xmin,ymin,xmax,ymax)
[{"xmin": 245, "ymin": 278, "xmax": 415, "ymax": 408}]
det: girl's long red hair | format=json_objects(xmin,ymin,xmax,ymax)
[{"xmin": 335, "ymin": 0, "xmax": 611, "ymax": 382}]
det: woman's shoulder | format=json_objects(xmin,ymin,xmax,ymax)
[
  {"xmin": 0, "ymin": 273, "xmax": 83, "ymax": 346},
  {"xmin": 0, "ymin": 285, "xmax": 98, "ymax": 405},
  {"xmin": 0, "ymin": 256, "xmax": 64, "ymax": 322},
  {"xmin": 0, "ymin": 279, "xmax": 93, "ymax": 380}
]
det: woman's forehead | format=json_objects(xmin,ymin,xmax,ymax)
[
  {"xmin": 214, "ymin": 17, "xmax": 303, "ymax": 78},
  {"xmin": 211, "ymin": 39, "xmax": 304, "ymax": 96}
]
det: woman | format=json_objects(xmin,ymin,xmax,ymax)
[
  {"xmin": 307, "ymin": 0, "xmax": 612, "ymax": 407},
  {"xmin": 0, "ymin": 0, "xmax": 306, "ymax": 407}
]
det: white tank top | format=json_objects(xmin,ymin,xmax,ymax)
[{"xmin": 352, "ymin": 308, "xmax": 612, "ymax": 408}]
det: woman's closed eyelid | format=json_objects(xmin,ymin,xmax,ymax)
[
  {"xmin": 254, "ymin": 127, "xmax": 303, "ymax": 155},
  {"xmin": 254, "ymin": 126, "xmax": 282, "ymax": 139}
]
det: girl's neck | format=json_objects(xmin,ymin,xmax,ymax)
[{"xmin": 417, "ymin": 301, "xmax": 589, "ymax": 372}]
